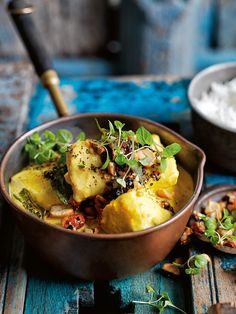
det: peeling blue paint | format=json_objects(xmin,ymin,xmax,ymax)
[
  {"xmin": 220, "ymin": 255, "xmax": 236, "ymax": 272},
  {"xmin": 28, "ymin": 78, "xmax": 191, "ymax": 129}
]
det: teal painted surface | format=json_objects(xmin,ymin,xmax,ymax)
[{"xmin": 28, "ymin": 79, "xmax": 190, "ymax": 129}]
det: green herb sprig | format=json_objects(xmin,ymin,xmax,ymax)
[
  {"xmin": 25, "ymin": 129, "xmax": 80, "ymax": 165},
  {"xmin": 95, "ymin": 120, "xmax": 181, "ymax": 188},
  {"xmin": 133, "ymin": 285, "xmax": 187, "ymax": 313},
  {"xmin": 160, "ymin": 143, "xmax": 181, "ymax": 172},
  {"xmin": 172, "ymin": 254, "xmax": 211, "ymax": 275}
]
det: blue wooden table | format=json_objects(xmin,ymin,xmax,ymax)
[{"xmin": 0, "ymin": 62, "xmax": 235, "ymax": 314}]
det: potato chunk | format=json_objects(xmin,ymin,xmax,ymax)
[
  {"xmin": 9, "ymin": 164, "xmax": 61, "ymax": 210},
  {"xmin": 101, "ymin": 189, "xmax": 172, "ymax": 233},
  {"xmin": 146, "ymin": 134, "xmax": 179, "ymax": 191},
  {"xmin": 66, "ymin": 140, "xmax": 109, "ymax": 203},
  {"xmin": 146, "ymin": 157, "xmax": 179, "ymax": 191}
]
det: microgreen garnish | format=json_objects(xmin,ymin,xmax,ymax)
[
  {"xmin": 160, "ymin": 143, "xmax": 181, "ymax": 172},
  {"xmin": 101, "ymin": 148, "xmax": 110, "ymax": 170},
  {"xmin": 94, "ymin": 120, "xmax": 181, "ymax": 188},
  {"xmin": 24, "ymin": 129, "xmax": 77, "ymax": 165},
  {"xmin": 136, "ymin": 126, "xmax": 154, "ymax": 145},
  {"xmin": 76, "ymin": 131, "xmax": 86, "ymax": 141},
  {"xmin": 172, "ymin": 254, "xmax": 211, "ymax": 275},
  {"xmin": 133, "ymin": 285, "xmax": 187, "ymax": 313}
]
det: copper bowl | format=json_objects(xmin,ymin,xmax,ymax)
[{"xmin": 0, "ymin": 113, "xmax": 205, "ymax": 280}]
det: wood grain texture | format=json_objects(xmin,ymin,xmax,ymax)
[
  {"xmin": 0, "ymin": 61, "xmax": 34, "ymax": 314},
  {"xmin": 190, "ymin": 175, "xmax": 236, "ymax": 314},
  {"xmin": 0, "ymin": 0, "xmax": 107, "ymax": 58}
]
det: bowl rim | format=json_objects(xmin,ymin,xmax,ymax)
[
  {"xmin": 188, "ymin": 62, "xmax": 236, "ymax": 133},
  {"xmin": 193, "ymin": 183, "xmax": 236, "ymax": 210},
  {"xmin": 0, "ymin": 112, "xmax": 206, "ymax": 240}
]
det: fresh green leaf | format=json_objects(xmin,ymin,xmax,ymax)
[
  {"xmin": 194, "ymin": 254, "xmax": 209, "ymax": 269},
  {"xmin": 146, "ymin": 285, "xmax": 156, "ymax": 294},
  {"xmin": 76, "ymin": 131, "xmax": 86, "ymax": 141},
  {"xmin": 114, "ymin": 120, "xmax": 125, "ymax": 130},
  {"xmin": 43, "ymin": 130, "xmax": 56, "ymax": 142},
  {"xmin": 108, "ymin": 121, "xmax": 115, "ymax": 135},
  {"xmin": 115, "ymin": 154, "xmax": 127, "ymax": 166},
  {"xmin": 126, "ymin": 159, "xmax": 138, "ymax": 167},
  {"xmin": 24, "ymin": 129, "xmax": 75, "ymax": 165},
  {"xmin": 221, "ymin": 217, "xmax": 234, "ymax": 230},
  {"xmin": 95, "ymin": 119, "xmax": 107, "ymax": 134},
  {"xmin": 185, "ymin": 268, "xmax": 200, "ymax": 275},
  {"xmin": 173, "ymin": 254, "xmax": 210, "ymax": 276},
  {"xmin": 30, "ymin": 132, "xmax": 41, "ymax": 144},
  {"xmin": 116, "ymin": 177, "xmax": 126, "ymax": 188},
  {"xmin": 101, "ymin": 149, "xmax": 110, "ymax": 170},
  {"xmin": 161, "ymin": 143, "xmax": 181, "ymax": 158},
  {"xmin": 121, "ymin": 130, "xmax": 135, "ymax": 140},
  {"xmin": 56, "ymin": 129, "xmax": 73, "ymax": 144},
  {"xmin": 136, "ymin": 127, "xmax": 153, "ymax": 145},
  {"xmin": 160, "ymin": 158, "xmax": 167, "ymax": 172}
]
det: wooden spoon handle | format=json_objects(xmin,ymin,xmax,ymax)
[{"xmin": 8, "ymin": 0, "xmax": 69, "ymax": 117}]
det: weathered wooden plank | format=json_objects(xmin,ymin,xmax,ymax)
[
  {"xmin": 190, "ymin": 176, "xmax": 236, "ymax": 314},
  {"xmin": 0, "ymin": 62, "xmax": 34, "ymax": 314},
  {"xmin": 2, "ymin": 227, "xmax": 27, "ymax": 314}
]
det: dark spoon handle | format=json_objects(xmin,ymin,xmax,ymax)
[
  {"xmin": 8, "ymin": 0, "xmax": 69, "ymax": 117},
  {"xmin": 8, "ymin": 0, "xmax": 52, "ymax": 77}
]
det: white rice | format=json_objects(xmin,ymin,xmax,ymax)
[{"xmin": 193, "ymin": 78, "xmax": 236, "ymax": 131}]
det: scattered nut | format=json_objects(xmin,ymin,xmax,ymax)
[
  {"xmin": 180, "ymin": 227, "xmax": 193, "ymax": 245},
  {"xmin": 162, "ymin": 263, "xmax": 181, "ymax": 276},
  {"xmin": 191, "ymin": 221, "xmax": 206, "ymax": 234}
]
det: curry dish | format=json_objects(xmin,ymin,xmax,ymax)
[{"xmin": 9, "ymin": 120, "xmax": 193, "ymax": 234}]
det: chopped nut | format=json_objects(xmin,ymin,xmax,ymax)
[
  {"xmin": 94, "ymin": 195, "xmax": 108, "ymax": 212},
  {"xmin": 162, "ymin": 263, "xmax": 181, "ymax": 276},
  {"xmin": 180, "ymin": 227, "xmax": 193, "ymax": 245},
  {"xmin": 157, "ymin": 189, "xmax": 173, "ymax": 200},
  {"xmin": 191, "ymin": 221, "xmax": 206, "ymax": 234},
  {"xmin": 205, "ymin": 201, "xmax": 222, "ymax": 220},
  {"xmin": 192, "ymin": 210, "xmax": 202, "ymax": 220},
  {"xmin": 174, "ymin": 257, "xmax": 185, "ymax": 264},
  {"xmin": 50, "ymin": 205, "xmax": 74, "ymax": 218},
  {"xmin": 107, "ymin": 161, "xmax": 116, "ymax": 176}
]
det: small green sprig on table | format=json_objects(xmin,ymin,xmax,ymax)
[
  {"xmin": 133, "ymin": 285, "xmax": 187, "ymax": 313},
  {"xmin": 172, "ymin": 253, "xmax": 211, "ymax": 275}
]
